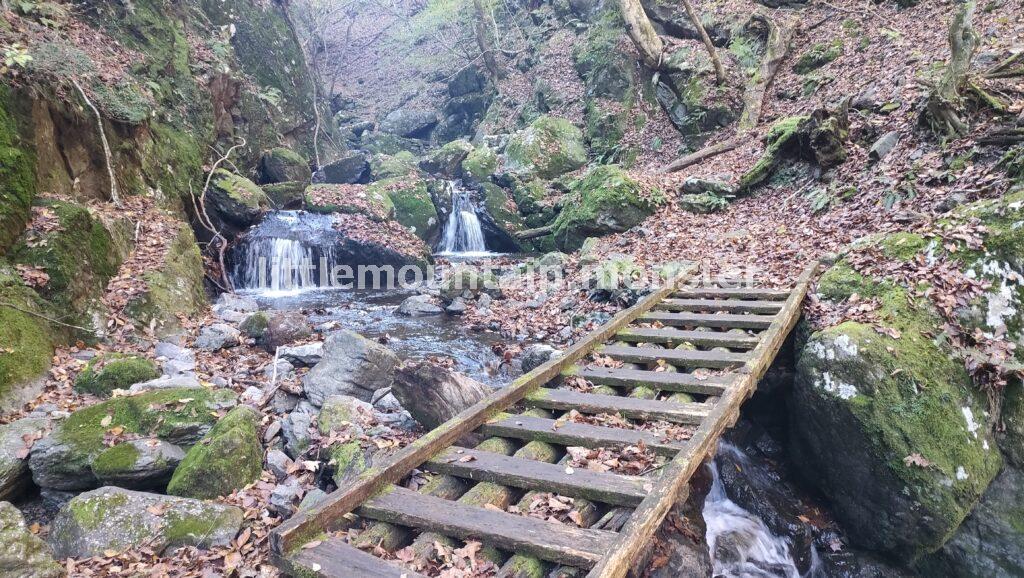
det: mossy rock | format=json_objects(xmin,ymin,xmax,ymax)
[
  {"xmin": 123, "ymin": 225, "xmax": 207, "ymax": 337},
  {"xmin": 0, "ymin": 85, "xmax": 35, "ymax": 254},
  {"xmin": 360, "ymin": 131, "xmax": 425, "ymax": 156},
  {"xmin": 0, "ymin": 261, "xmax": 53, "ymax": 408},
  {"xmin": 376, "ymin": 177, "xmax": 439, "ymax": 241},
  {"xmin": 370, "ymin": 151, "xmax": 420, "ymax": 180},
  {"xmin": 29, "ymin": 387, "xmax": 237, "ymax": 491},
  {"xmin": 678, "ymin": 192, "xmax": 729, "ymax": 214},
  {"xmin": 791, "ymin": 263, "xmax": 1002, "ymax": 561},
  {"xmin": 737, "ymin": 116, "xmax": 809, "ymax": 192},
  {"xmin": 793, "ymin": 40, "xmax": 844, "ymax": 74},
  {"xmin": 462, "ymin": 146, "xmax": 498, "ymax": 181},
  {"xmin": 262, "ymin": 181, "xmax": 306, "ymax": 209},
  {"xmin": 166, "ymin": 406, "xmax": 262, "ymax": 499},
  {"xmin": 552, "ymin": 165, "xmax": 663, "ymax": 251},
  {"xmin": 205, "ymin": 169, "xmax": 270, "ymax": 229},
  {"xmin": 573, "ymin": 10, "xmax": 634, "ymax": 101},
  {"xmin": 8, "ymin": 199, "xmax": 122, "ymax": 329},
  {"xmin": 0, "ymin": 501, "xmax": 62, "ymax": 577},
  {"xmin": 90, "ymin": 438, "xmax": 184, "ymax": 489},
  {"xmin": 439, "ymin": 267, "xmax": 502, "ymax": 302},
  {"xmin": 74, "ymin": 354, "xmax": 160, "ymax": 398},
  {"xmin": 239, "ymin": 311, "xmax": 270, "ymax": 340},
  {"xmin": 259, "ymin": 147, "xmax": 311, "ymax": 184},
  {"xmin": 305, "ymin": 183, "xmax": 396, "ymax": 221},
  {"xmin": 483, "ymin": 183, "xmax": 525, "ymax": 233},
  {"xmin": 505, "ymin": 115, "xmax": 587, "ymax": 179},
  {"xmin": 585, "ymin": 101, "xmax": 635, "ymax": 166},
  {"xmin": 422, "ymin": 139, "xmax": 473, "ymax": 177}
]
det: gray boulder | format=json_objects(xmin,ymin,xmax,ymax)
[
  {"xmin": 49, "ymin": 487, "xmax": 243, "ymax": 557},
  {"xmin": 869, "ymin": 130, "xmax": 900, "ymax": 162},
  {"xmin": 281, "ymin": 401, "xmax": 318, "ymax": 459},
  {"xmin": 521, "ymin": 344, "xmax": 562, "ymax": 373},
  {"xmin": 0, "ymin": 417, "xmax": 47, "ymax": 501},
  {"xmin": 213, "ymin": 293, "xmax": 258, "ymax": 315},
  {"xmin": 91, "ymin": 439, "xmax": 185, "ymax": 490},
  {"xmin": 0, "ymin": 501, "xmax": 62, "ymax": 577},
  {"xmin": 379, "ymin": 108, "xmax": 439, "ymax": 139},
  {"xmin": 194, "ymin": 323, "xmax": 241, "ymax": 351},
  {"xmin": 128, "ymin": 374, "xmax": 202, "ymax": 393},
  {"xmin": 320, "ymin": 151, "xmax": 370, "ymax": 184},
  {"xmin": 279, "ymin": 342, "xmax": 324, "ymax": 367},
  {"xmin": 397, "ymin": 294, "xmax": 443, "ymax": 316},
  {"xmin": 302, "ymin": 331, "xmax": 399, "ymax": 404}
]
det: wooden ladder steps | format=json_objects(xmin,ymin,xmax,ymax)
[
  {"xmin": 615, "ymin": 327, "xmax": 760, "ymax": 349},
  {"xmin": 283, "ymin": 538, "xmax": 429, "ymax": 577},
  {"xmin": 655, "ymin": 298, "xmax": 784, "ymax": 314},
  {"xmin": 355, "ymin": 485, "xmax": 619, "ymax": 567},
  {"xmin": 425, "ymin": 446, "xmax": 650, "ymax": 507},
  {"xmin": 672, "ymin": 287, "xmax": 789, "ymax": 300},
  {"xmin": 524, "ymin": 387, "xmax": 710, "ymax": 424},
  {"xmin": 478, "ymin": 414, "xmax": 688, "ymax": 457},
  {"xmin": 598, "ymin": 345, "xmax": 751, "ymax": 368},
  {"xmin": 642, "ymin": 311, "xmax": 775, "ymax": 329},
  {"xmin": 569, "ymin": 367, "xmax": 736, "ymax": 396}
]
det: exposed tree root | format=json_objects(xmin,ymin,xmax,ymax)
[
  {"xmin": 923, "ymin": 0, "xmax": 979, "ymax": 137},
  {"xmin": 71, "ymin": 78, "xmax": 122, "ymax": 208},
  {"xmin": 738, "ymin": 12, "xmax": 795, "ymax": 132}
]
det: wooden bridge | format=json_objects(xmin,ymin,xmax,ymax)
[{"xmin": 271, "ymin": 262, "xmax": 818, "ymax": 577}]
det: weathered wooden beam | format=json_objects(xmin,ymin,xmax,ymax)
[
  {"xmin": 567, "ymin": 367, "xmax": 735, "ymax": 396},
  {"xmin": 426, "ymin": 446, "xmax": 650, "ymax": 507},
  {"xmin": 641, "ymin": 312, "xmax": 775, "ymax": 329},
  {"xmin": 356, "ymin": 486, "xmax": 619, "ymax": 568},
  {"xmin": 671, "ymin": 287, "xmax": 788, "ymax": 300},
  {"xmin": 479, "ymin": 415, "xmax": 686, "ymax": 458},
  {"xmin": 282, "ymin": 538, "xmax": 427, "ymax": 578},
  {"xmin": 615, "ymin": 327, "xmax": 760, "ymax": 349},
  {"xmin": 655, "ymin": 298, "xmax": 783, "ymax": 314},
  {"xmin": 597, "ymin": 346, "xmax": 751, "ymax": 368},
  {"xmin": 524, "ymin": 388, "xmax": 709, "ymax": 424}
]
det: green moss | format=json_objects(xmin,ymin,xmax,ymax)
[
  {"xmin": 166, "ymin": 406, "xmax": 262, "ymax": 499},
  {"xmin": 74, "ymin": 354, "xmax": 159, "ymax": 397},
  {"xmin": 998, "ymin": 145, "xmax": 1024, "ymax": 184},
  {"xmin": 463, "ymin": 146, "xmax": 498, "ymax": 181},
  {"xmin": 586, "ymin": 101, "xmax": 635, "ymax": 166},
  {"xmin": 794, "ymin": 40, "xmax": 844, "ymax": 74},
  {"xmin": 124, "ymin": 225, "xmax": 207, "ymax": 336},
  {"xmin": 262, "ymin": 181, "xmax": 306, "ymax": 208},
  {"xmin": 66, "ymin": 490, "xmax": 130, "ymax": 532},
  {"xmin": 328, "ymin": 440, "xmax": 367, "ymax": 485},
  {"xmin": 239, "ymin": 311, "xmax": 270, "ymax": 339},
  {"xmin": 505, "ymin": 115, "xmax": 587, "ymax": 179},
  {"xmin": 370, "ymin": 151, "xmax": 419, "ymax": 180},
  {"xmin": 552, "ymin": 165, "xmax": 663, "ymax": 251},
  {"xmin": 210, "ymin": 169, "xmax": 269, "ymax": 209},
  {"xmin": 0, "ymin": 85, "xmax": 35, "ymax": 253},
  {"xmin": 427, "ymin": 139, "xmax": 473, "ymax": 175},
  {"xmin": 90, "ymin": 442, "xmax": 142, "ymax": 477},
  {"xmin": 0, "ymin": 261, "xmax": 54, "ymax": 402},
  {"xmin": 483, "ymin": 183, "xmax": 524, "ymax": 233},
  {"xmin": 305, "ymin": 183, "xmax": 395, "ymax": 221},
  {"xmin": 379, "ymin": 178, "xmax": 437, "ymax": 240},
  {"xmin": 737, "ymin": 116, "xmax": 808, "ymax": 192},
  {"xmin": 573, "ymin": 10, "xmax": 634, "ymax": 101}
]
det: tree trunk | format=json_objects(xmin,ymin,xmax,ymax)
[
  {"xmin": 680, "ymin": 0, "xmax": 725, "ymax": 84},
  {"xmin": 925, "ymin": 0, "xmax": 979, "ymax": 137},
  {"xmin": 391, "ymin": 359, "xmax": 491, "ymax": 430},
  {"xmin": 472, "ymin": 0, "xmax": 505, "ymax": 81},
  {"xmin": 618, "ymin": 0, "xmax": 664, "ymax": 69},
  {"xmin": 737, "ymin": 13, "xmax": 794, "ymax": 131}
]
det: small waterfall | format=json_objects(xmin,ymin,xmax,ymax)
[
  {"xmin": 230, "ymin": 211, "xmax": 338, "ymax": 293},
  {"xmin": 437, "ymin": 183, "xmax": 488, "ymax": 255},
  {"xmin": 704, "ymin": 444, "xmax": 805, "ymax": 578}
]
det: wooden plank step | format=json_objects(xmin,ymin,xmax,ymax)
[
  {"xmin": 425, "ymin": 446, "xmax": 650, "ymax": 507},
  {"xmin": 570, "ymin": 367, "xmax": 735, "ymax": 395},
  {"xmin": 283, "ymin": 537, "xmax": 428, "ymax": 577},
  {"xmin": 356, "ymin": 486, "xmax": 618, "ymax": 568},
  {"xmin": 478, "ymin": 415, "xmax": 687, "ymax": 458},
  {"xmin": 672, "ymin": 287, "xmax": 788, "ymax": 300},
  {"xmin": 525, "ymin": 388, "xmax": 709, "ymax": 424},
  {"xmin": 641, "ymin": 312, "xmax": 775, "ymax": 329},
  {"xmin": 655, "ymin": 299, "xmax": 783, "ymax": 314},
  {"xmin": 599, "ymin": 346, "xmax": 751, "ymax": 368},
  {"xmin": 616, "ymin": 327, "xmax": 760, "ymax": 349}
]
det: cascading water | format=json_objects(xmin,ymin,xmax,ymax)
[
  {"xmin": 704, "ymin": 443, "xmax": 807, "ymax": 578},
  {"xmin": 437, "ymin": 182, "xmax": 489, "ymax": 256},
  {"xmin": 230, "ymin": 211, "xmax": 338, "ymax": 294}
]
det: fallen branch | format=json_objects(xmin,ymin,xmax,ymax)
[
  {"xmin": 738, "ymin": 12, "xmax": 794, "ymax": 131},
  {"xmin": 190, "ymin": 137, "xmax": 245, "ymax": 292},
  {"xmin": 514, "ymin": 224, "xmax": 554, "ymax": 240},
  {"xmin": 0, "ymin": 300, "xmax": 98, "ymax": 335},
  {"xmin": 658, "ymin": 137, "xmax": 741, "ymax": 174},
  {"xmin": 984, "ymin": 51, "xmax": 1023, "ymax": 78},
  {"xmin": 71, "ymin": 78, "xmax": 122, "ymax": 208},
  {"xmin": 680, "ymin": 0, "xmax": 725, "ymax": 84}
]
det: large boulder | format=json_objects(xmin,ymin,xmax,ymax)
[
  {"xmin": 242, "ymin": 311, "xmax": 312, "ymax": 351},
  {"xmin": 320, "ymin": 151, "xmax": 370, "ymax": 184},
  {"xmin": 0, "ymin": 417, "xmax": 46, "ymax": 501},
  {"xmin": 167, "ymin": 406, "xmax": 263, "ymax": 499},
  {"xmin": 204, "ymin": 169, "xmax": 271, "ymax": 233},
  {"xmin": 391, "ymin": 360, "xmax": 490, "ymax": 429},
  {"xmin": 49, "ymin": 487, "xmax": 243, "ymax": 558},
  {"xmin": 0, "ymin": 262, "xmax": 53, "ymax": 413},
  {"xmin": 122, "ymin": 225, "xmax": 207, "ymax": 337},
  {"xmin": 552, "ymin": 165, "xmax": 664, "ymax": 251},
  {"xmin": 504, "ymin": 115, "xmax": 587, "ymax": 179},
  {"xmin": 28, "ymin": 388, "xmax": 237, "ymax": 491},
  {"xmin": 374, "ymin": 177, "xmax": 440, "ymax": 242},
  {"xmin": 378, "ymin": 108, "xmax": 439, "ymax": 139},
  {"xmin": 304, "ymin": 183, "xmax": 395, "ymax": 221},
  {"xmin": 420, "ymin": 139, "xmax": 473, "ymax": 177},
  {"xmin": 73, "ymin": 354, "xmax": 160, "ymax": 398},
  {"xmin": 0, "ymin": 501, "xmax": 62, "ymax": 577},
  {"xmin": 302, "ymin": 331, "xmax": 400, "ymax": 404},
  {"xmin": 318, "ymin": 395, "xmax": 376, "ymax": 484},
  {"xmin": 258, "ymin": 147, "xmax": 311, "ymax": 184},
  {"xmin": 789, "ymin": 259, "xmax": 1002, "ymax": 561}
]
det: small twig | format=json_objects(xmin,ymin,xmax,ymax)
[
  {"xmin": 0, "ymin": 300, "xmax": 98, "ymax": 334},
  {"xmin": 260, "ymin": 347, "xmax": 283, "ymax": 408}
]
